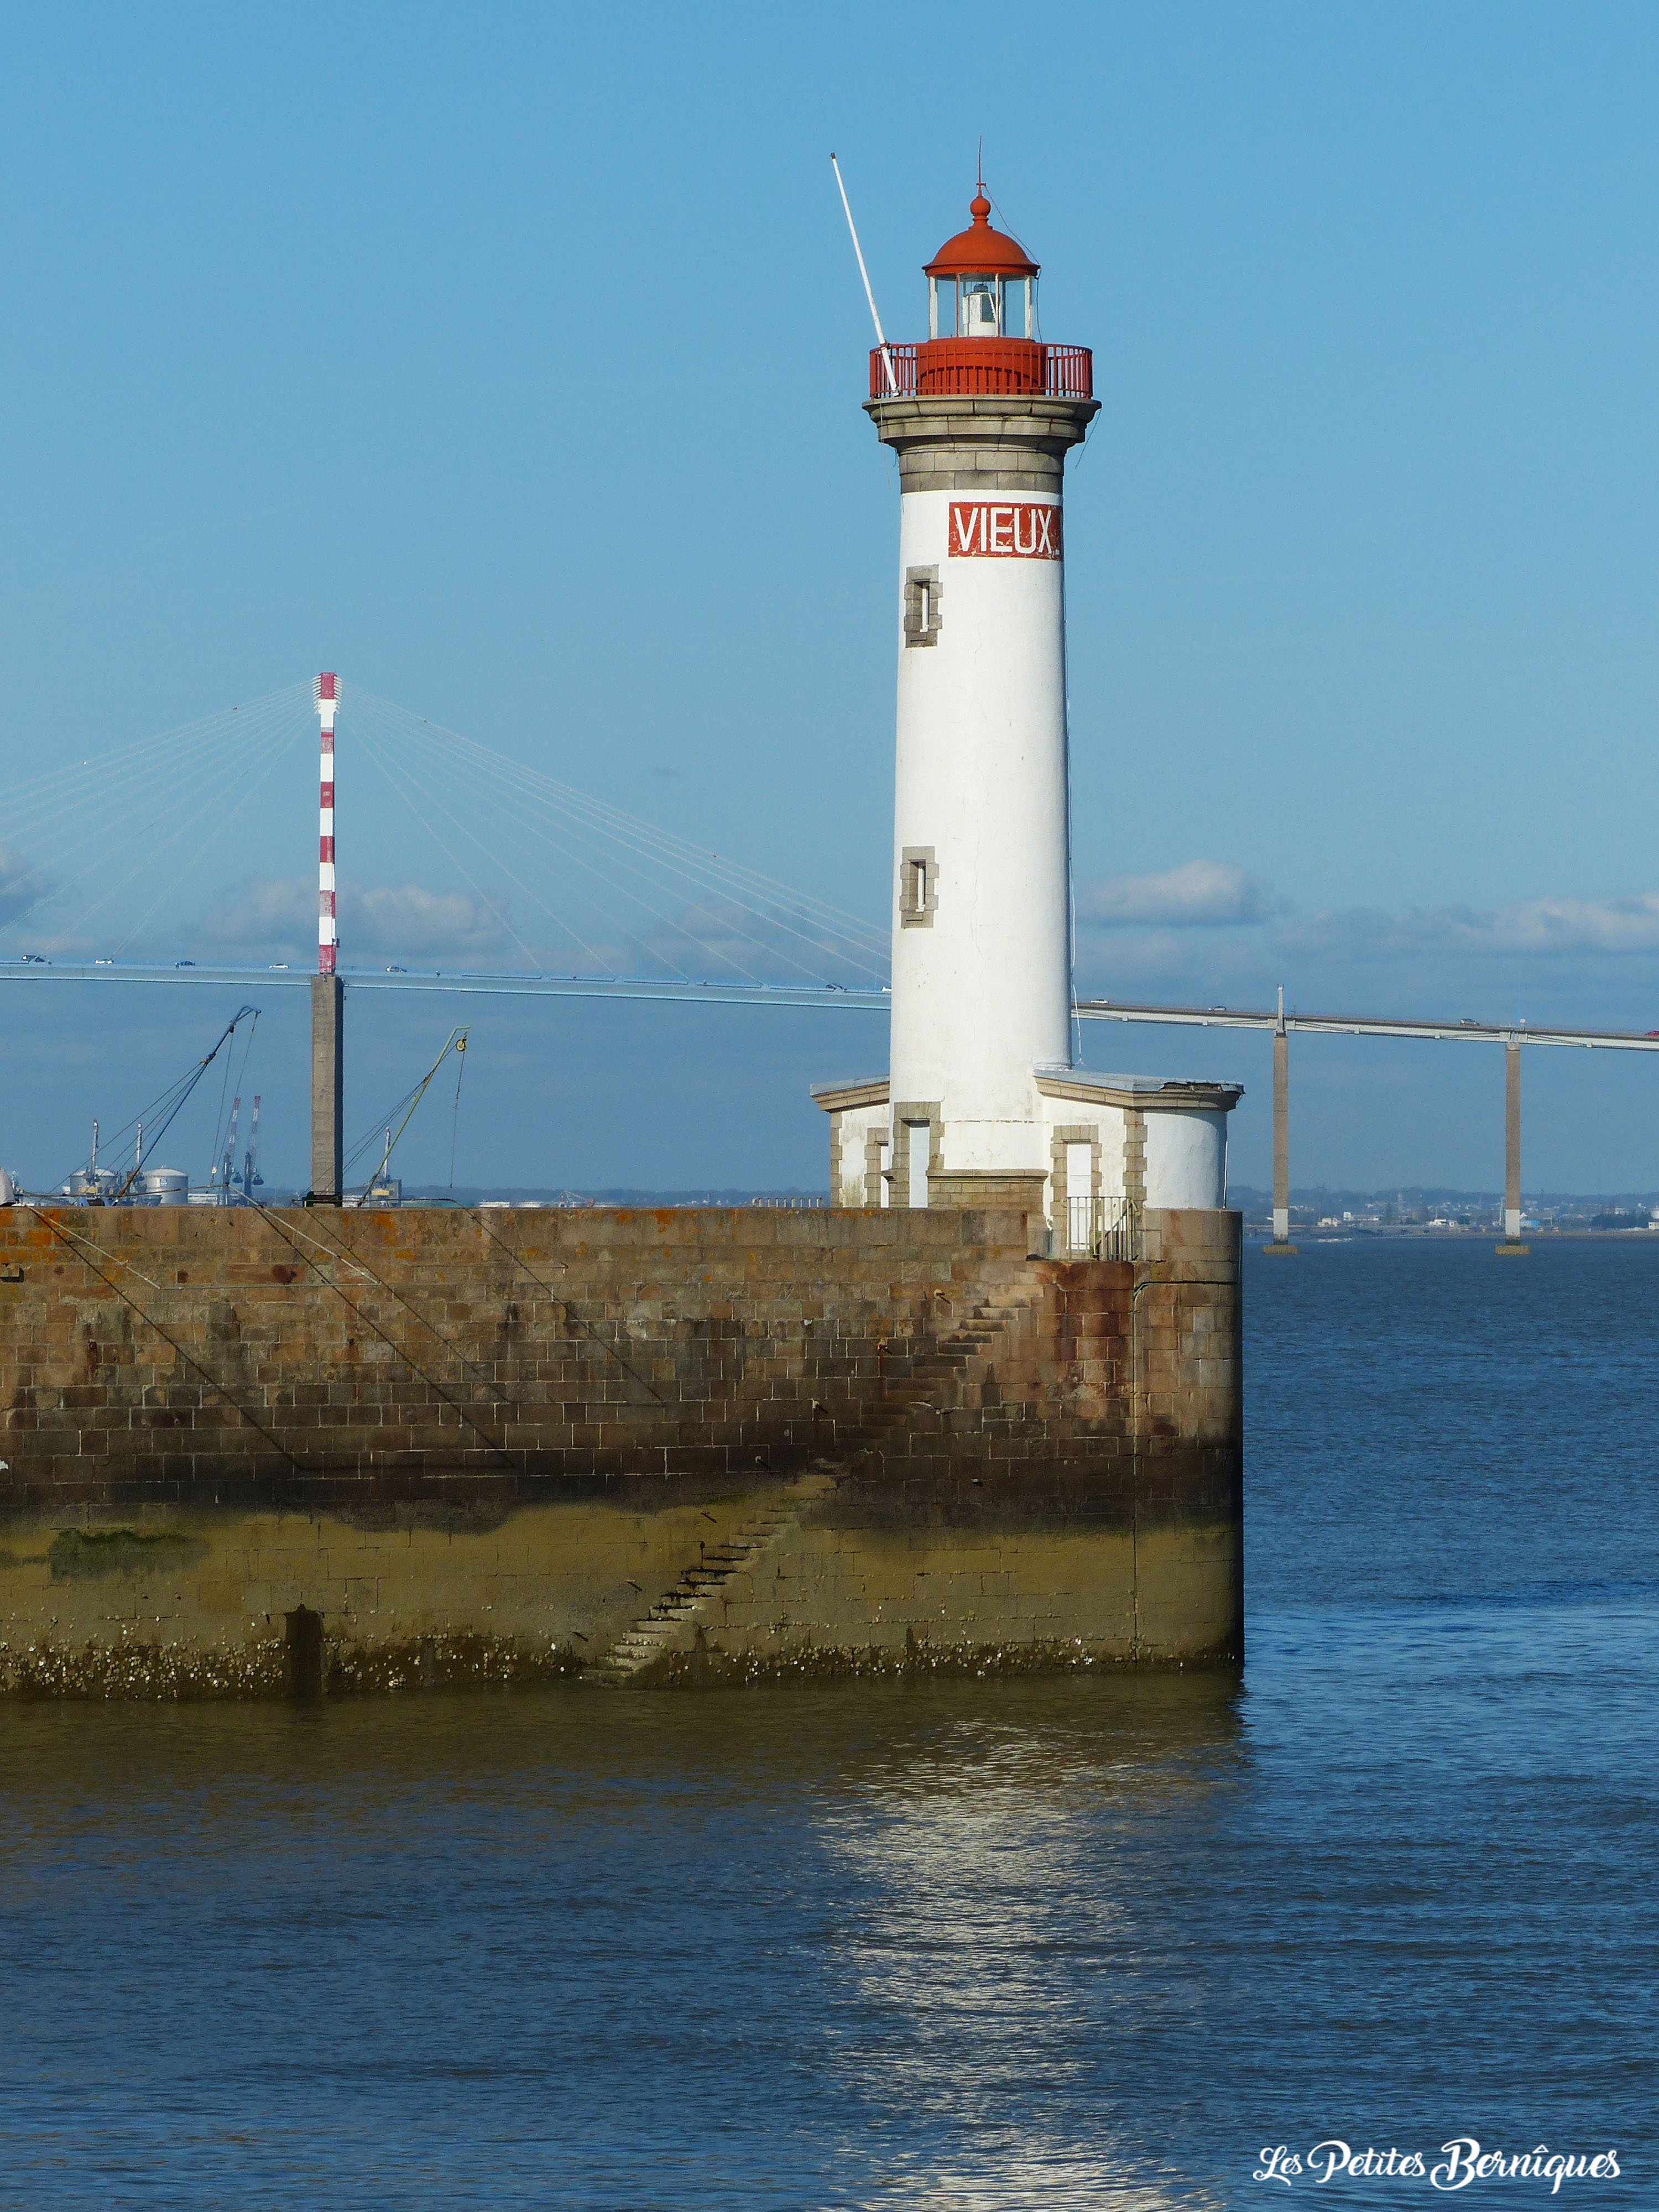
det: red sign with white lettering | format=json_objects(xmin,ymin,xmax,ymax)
[{"xmin": 947, "ymin": 501, "xmax": 1062, "ymax": 560}]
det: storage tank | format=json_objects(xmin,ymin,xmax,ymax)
[
  {"xmin": 138, "ymin": 1167, "xmax": 189, "ymax": 1204},
  {"xmin": 62, "ymin": 1167, "xmax": 118, "ymax": 1202}
]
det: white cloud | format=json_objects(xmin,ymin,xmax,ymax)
[
  {"xmin": 1078, "ymin": 860, "xmax": 1279, "ymax": 929},
  {"xmin": 1282, "ymin": 892, "xmax": 1659, "ymax": 961},
  {"xmin": 189, "ymin": 879, "xmax": 876, "ymax": 980},
  {"xmin": 0, "ymin": 844, "xmax": 55, "ymax": 932},
  {"xmin": 1077, "ymin": 857, "xmax": 1659, "ymax": 959},
  {"xmin": 197, "ymin": 878, "xmax": 512, "ymax": 962},
  {"xmin": 199, "ymin": 878, "xmax": 314, "ymax": 947},
  {"xmin": 352, "ymin": 885, "xmax": 509, "ymax": 960}
]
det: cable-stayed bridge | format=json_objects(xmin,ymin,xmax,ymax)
[
  {"xmin": 1, "ymin": 961, "xmax": 890, "ymax": 1013},
  {"xmin": 5, "ymin": 675, "xmax": 1658, "ymax": 1222},
  {"xmin": 0, "ymin": 680, "xmax": 891, "ymax": 1008},
  {"xmin": 8, "ymin": 675, "xmax": 1658, "ymax": 1039}
]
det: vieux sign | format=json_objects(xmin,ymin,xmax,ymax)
[{"xmin": 947, "ymin": 502, "xmax": 1063, "ymax": 560}]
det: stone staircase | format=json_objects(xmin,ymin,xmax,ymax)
[
  {"xmin": 587, "ymin": 1288, "xmax": 1036, "ymax": 1686},
  {"xmin": 587, "ymin": 1475, "xmax": 838, "ymax": 1685},
  {"xmin": 846, "ymin": 1288, "xmax": 1034, "ymax": 1458}
]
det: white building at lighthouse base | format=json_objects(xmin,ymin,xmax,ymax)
[{"xmin": 814, "ymin": 1066, "xmax": 1240, "ymax": 1250}]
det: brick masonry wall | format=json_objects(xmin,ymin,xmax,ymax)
[{"xmin": 0, "ymin": 1203, "xmax": 1241, "ymax": 1692}]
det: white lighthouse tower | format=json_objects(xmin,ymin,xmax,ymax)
[{"xmin": 818, "ymin": 182, "xmax": 1239, "ymax": 1238}]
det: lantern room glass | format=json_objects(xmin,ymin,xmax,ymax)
[
  {"xmin": 960, "ymin": 277, "xmax": 998, "ymax": 335},
  {"xmin": 930, "ymin": 274, "xmax": 1036, "ymax": 338}
]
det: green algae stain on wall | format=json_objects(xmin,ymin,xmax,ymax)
[{"xmin": 47, "ymin": 1529, "xmax": 209, "ymax": 1580}]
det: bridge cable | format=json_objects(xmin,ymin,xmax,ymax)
[
  {"xmin": 357, "ymin": 688, "xmax": 888, "ymax": 960},
  {"xmin": 1, "ymin": 693, "xmax": 305, "ymax": 950},
  {"xmin": 373, "ymin": 701, "xmax": 888, "ymax": 978},
  {"xmin": 364, "ymin": 715, "xmax": 846, "ymax": 986},
  {"xmin": 349, "ymin": 689, "xmax": 888, "ymax": 983},
  {"xmin": 355, "ymin": 712, "xmax": 750, "ymax": 979}
]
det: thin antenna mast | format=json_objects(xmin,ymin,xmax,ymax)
[{"xmin": 831, "ymin": 154, "xmax": 897, "ymax": 396}]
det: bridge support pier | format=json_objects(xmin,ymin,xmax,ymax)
[
  {"xmin": 1496, "ymin": 1036, "xmax": 1528, "ymax": 1254},
  {"xmin": 310, "ymin": 973, "xmax": 343, "ymax": 1202},
  {"xmin": 1264, "ymin": 990, "xmax": 1296, "ymax": 1253}
]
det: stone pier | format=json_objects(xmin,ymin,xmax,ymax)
[{"xmin": 0, "ymin": 1203, "xmax": 1241, "ymax": 1694}]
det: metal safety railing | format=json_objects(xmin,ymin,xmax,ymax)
[
  {"xmin": 870, "ymin": 342, "xmax": 1094, "ymax": 400},
  {"xmin": 1063, "ymin": 1194, "xmax": 1141, "ymax": 1260}
]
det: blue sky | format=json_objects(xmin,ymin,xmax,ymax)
[{"xmin": 6, "ymin": 2, "xmax": 1659, "ymax": 1194}]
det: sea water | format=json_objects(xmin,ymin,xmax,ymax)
[{"xmin": 1, "ymin": 1238, "xmax": 1652, "ymax": 2208}]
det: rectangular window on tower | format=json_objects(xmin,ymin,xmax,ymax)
[
  {"xmin": 902, "ymin": 566, "xmax": 942, "ymax": 648},
  {"xmin": 899, "ymin": 846, "xmax": 938, "ymax": 928}
]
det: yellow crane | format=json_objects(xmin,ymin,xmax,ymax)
[{"xmin": 349, "ymin": 1028, "xmax": 468, "ymax": 1206}]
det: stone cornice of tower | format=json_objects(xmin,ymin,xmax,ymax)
[{"xmin": 865, "ymin": 393, "xmax": 1100, "ymax": 495}]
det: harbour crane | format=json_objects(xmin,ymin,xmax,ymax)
[{"xmin": 241, "ymin": 1094, "xmax": 262, "ymax": 1201}]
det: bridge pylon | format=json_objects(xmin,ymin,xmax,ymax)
[
  {"xmin": 309, "ymin": 674, "xmax": 343, "ymax": 1202},
  {"xmin": 1496, "ymin": 1036, "xmax": 1529, "ymax": 1255},
  {"xmin": 1264, "ymin": 988, "xmax": 1297, "ymax": 1254}
]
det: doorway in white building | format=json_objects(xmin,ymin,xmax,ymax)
[
  {"xmin": 1065, "ymin": 1140, "xmax": 1094, "ymax": 1252},
  {"xmin": 906, "ymin": 1121, "xmax": 931, "ymax": 1209}
]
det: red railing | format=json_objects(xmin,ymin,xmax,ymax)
[{"xmin": 870, "ymin": 341, "xmax": 1093, "ymax": 400}]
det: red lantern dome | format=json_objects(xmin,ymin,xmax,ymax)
[{"xmin": 923, "ymin": 187, "xmax": 1039, "ymax": 280}]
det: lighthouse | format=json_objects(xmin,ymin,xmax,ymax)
[{"xmin": 817, "ymin": 182, "xmax": 1239, "ymax": 1238}]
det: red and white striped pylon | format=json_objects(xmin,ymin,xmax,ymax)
[{"xmin": 315, "ymin": 672, "xmax": 338, "ymax": 974}]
